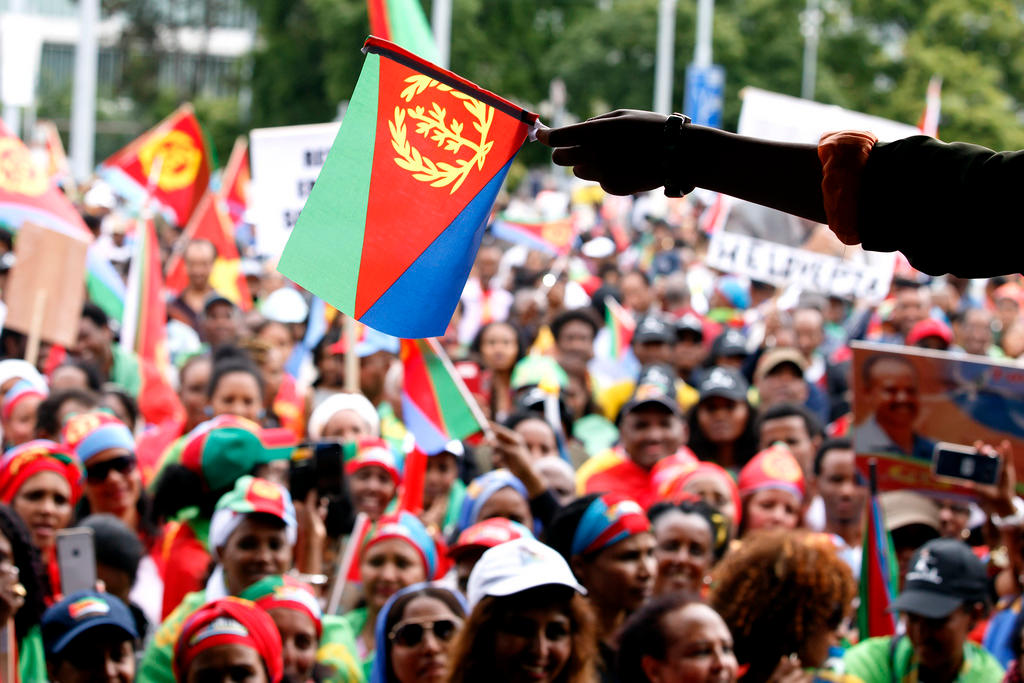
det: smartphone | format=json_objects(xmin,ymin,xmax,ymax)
[
  {"xmin": 56, "ymin": 527, "xmax": 97, "ymax": 596},
  {"xmin": 932, "ymin": 442, "xmax": 1001, "ymax": 486},
  {"xmin": 289, "ymin": 441, "xmax": 345, "ymax": 500}
]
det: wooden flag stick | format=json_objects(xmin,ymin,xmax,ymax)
[
  {"xmin": 24, "ymin": 289, "xmax": 47, "ymax": 368},
  {"xmin": 343, "ymin": 315, "xmax": 360, "ymax": 394}
]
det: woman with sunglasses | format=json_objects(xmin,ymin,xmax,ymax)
[
  {"xmin": 371, "ymin": 583, "xmax": 466, "ymax": 683},
  {"xmin": 60, "ymin": 411, "xmax": 156, "ymax": 546},
  {"xmin": 0, "ymin": 439, "xmax": 82, "ymax": 601}
]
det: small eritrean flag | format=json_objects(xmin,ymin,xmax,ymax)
[
  {"xmin": 857, "ymin": 483, "xmax": 899, "ymax": 638},
  {"xmin": 278, "ymin": 36, "xmax": 538, "ymax": 339},
  {"xmin": 120, "ymin": 217, "xmax": 185, "ymax": 427},
  {"xmin": 98, "ymin": 104, "xmax": 211, "ymax": 227},
  {"xmin": 219, "ymin": 136, "xmax": 249, "ymax": 228},
  {"xmin": 367, "ymin": 0, "xmax": 439, "ymax": 62},
  {"xmin": 491, "ymin": 214, "xmax": 575, "ymax": 255},
  {"xmin": 165, "ymin": 191, "xmax": 252, "ymax": 310},
  {"xmin": 401, "ymin": 337, "xmax": 485, "ymax": 454},
  {"xmin": 604, "ymin": 296, "xmax": 635, "ymax": 361}
]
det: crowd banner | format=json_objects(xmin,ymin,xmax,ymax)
[
  {"xmin": 5, "ymin": 222, "xmax": 88, "ymax": 349},
  {"xmin": 705, "ymin": 88, "xmax": 924, "ymax": 302},
  {"xmin": 851, "ymin": 341, "xmax": 1024, "ymax": 496},
  {"xmin": 249, "ymin": 121, "xmax": 340, "ymax": 259}
]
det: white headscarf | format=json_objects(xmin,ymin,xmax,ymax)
[{"xmin": 307, "ymin": 392, "xmax": 380, "ymax": 440}]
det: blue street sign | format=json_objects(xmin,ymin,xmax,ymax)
[{"xmin": 684, "ymin": 63, "xmax": 725, "ymax": 128}]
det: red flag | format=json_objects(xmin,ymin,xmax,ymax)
[
  {"xmin": 165, "ymin": 192, "xmax": 252, "ymax": 310},
  {"xmin": 398, "ymin": 446, "xmax": 428, "ymax": 515},
  {"xmin": 219, "ymin": 136, "xmax": 249, "ymax": 228},
  {"xmin": 121, "ymin": 218, "xmax": 184, "ymax": 426},
  {"xmin": 99, "ymin": 104, "xmax": 211, "ymax": 226}
]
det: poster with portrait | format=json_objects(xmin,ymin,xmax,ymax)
[{"xmin": 852, "ymin": 341, "xmax": 1024, "ymax": 496}]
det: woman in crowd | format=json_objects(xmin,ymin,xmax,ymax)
[
  {"xmin": 344, "ymin": 511, "xmax": 438, "ymax": 680},
  {"xmin": 649, "ymin": 499, "xmax": 730, "ymax": 597},
  {"xmin": 61, "ymin": 411, "xmax": 157, "ymax": 546},
  {"xmin": 471, "ymin": 322, "xmax": 526, "ymax": 422},
  {"xmin": 207, "ymin": 345, "xmax": 266, "ymax": 424},
  {"xmin": 308, "ymin": 392, "xmax": 381, "ymax": 442},
  {"xmin": 545, "ymin": 492, "xmax": 655, "ymax": 681},
  {"xmin": 447, "ymin": 537, "xmax": 595, "ymax": 683},
  {"xmin": 661, "ymin": 461, "xmax": 742, "ymax": 538},
  {"xmin": 371, "ymin": 583, "xmax": 466, "ymax": 683},
  {"xmin": 241, "ymin": 574, "xmax": 363, "ymax": 683},
  {"xmin": 0, "ymin": 440, "xmax": 82, "ymax": 600},
  {"xmin": 710, "ymin": 529, "xmax": 855, "ymax": 681},
  {"xmin": 345, "ymin": 437, "xmax": 403, "ymax": 522},
  {"xmin": 457, "ymin": 469, "xmax": 535, "ymax": 534},
  {"xmin": 421, "ymin": 440, "xmax": 468, "ymax": 539},
  {"xmin": 616, "ymin": 592, "xmax": 739, "ymax": 683},
  {"xmin": 1, "ymin": 380, "xmax": 47, "ymax": 448},
  {"xmin": 100, "ymin": 383, "xmax": 139, "ymax": 433},
  {"xmin": 254, "ymin": 319, "xmax": 310, "ymax": 440},
  {"xmin": 151, "ymin": 416, "xmax": 295, "ymax": 618},
  {"xmin": 0, "ymin": 503, "xmax": 48, "ymax": 680},
  {"xmin": 34, "ymin": 388, "xmax": 99, "ymax": 442},
  {"xmin": 736, "ymin": 444, "xmax": 805, "ymax": 539},
  {"xmin": 685, "ymin": 367, "xmax": 758, "ymax": 470},
  {"xmin": 141, "ymin": 475, "xmax": 298, "ymax": 682},
  {"xmin": 172, "ymin": 597, "xmax": 284, "ymax": 683}
]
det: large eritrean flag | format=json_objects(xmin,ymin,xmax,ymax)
[
  {"xmin": 401, "ymin": 337, "xmax": 484, "ymax": 454},
  {"xmin": 491, "ymin": 214, "xmax": 575, "ymax": 255},
  {"xmin": 121, "ymin": 217, "xmax": 185, "ymax": 426},
  {"xmin": 857, "ymin": 489, "xmax": 899, "ymax": 638},
  {"xmin": 98, "ymin": 104, "xmax": 211, "ymax": 227},
  {"xmin": 367, "ymin": 0, "xmax": 439, "ymax": 62},
  {"xmin": 165, "ymin": 192, "xmax": 252, "ymax": 310},
  {"xmin": 278, "ymin": 36, "xmax": 538, "ymax": 339}
]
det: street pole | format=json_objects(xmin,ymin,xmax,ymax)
[
  {"xmin": 695, "ymin": 0, "xmax": 713, "ymax": 68},
  {"xmin": 653, "ymin": 0, "xmax": 677, "ymax": 114},
  {"xmin": 800, "ymin": 0, "xmax": 822, "ymax": 100},
  {"xmin": 432, "ymin": 0, "xmax": 452, "ymax": 70},
  {"xmin": 70, "ymin": 0, "xmax": 99, "ymax": 181}
]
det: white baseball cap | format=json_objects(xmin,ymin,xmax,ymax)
[{"xmin": 466, "ymin": 538, "xmax": 586, "ymax": 608}]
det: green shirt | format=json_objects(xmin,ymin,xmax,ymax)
[
  {"xmin": 111, "ymin": 345, "xmax": 142, "ymax": 397},
  {"xmin": 843, "ymin": 636, "xmax": 1004, "ymax": 683},
  {"xmin": 341, "ymin": 606, "xmax": 373, "ymax": 682},
  {"xmin": 17, "ymin": 625, "xmax": 44, "ymax": 683}
]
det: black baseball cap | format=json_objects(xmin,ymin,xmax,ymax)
[
  {"xmin": 619, "ymin": 364, "xmax": 680, "ymax": 419},
  {"xmin": 633, "ymin": 316, "xmax": 674, "ymax": 345},
  {"xmin": 203, "ymin": 292, "xmax": 235, "ymax": 312},
  {"xmin": 697, "ymin": 366, "xmax": 748, "ymax": 403},
  {"xmin": 711, "ymin": 329, "xmax": 748, "ymax": 359},
  {"xmin": 889, "ymin": 538, "xmax": 989, "ymax": 618},
  {"xmin": 675, "ymin": 313, "xmax": 704, "ymax": 341}
]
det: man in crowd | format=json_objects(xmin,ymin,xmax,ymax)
[
  {"xmin": 72, "ymin": 303, "xmax": 140, "ymax": 397},
  {"xmin": 813, "ymin": 437, "xmax": 865, "ymax": 569},
  {"xmin": 42, "ymin": 590, "xmax": 139, "ymax": 683},
  {"xmin": 168, "ymin": 239, "xmax": 220, "ymax": 332}
]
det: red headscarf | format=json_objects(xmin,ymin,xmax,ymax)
[
  {"xmin": 662, "ymin": 460, "xmax": 742, "ymax": 527},
  {"xmin": 0, "ymin": 440, "xmax": 82, "ymax": 505},
  {"xmin": 737, "ymin": 444, "xmax": 806, "ymax": 503},
  {"xmin": 174, "ymin": 597, "xmax": 283, "ymax": 683}
]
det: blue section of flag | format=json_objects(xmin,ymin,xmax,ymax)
[
  {"xmin": 360, "ymin": 157, "xmax": 514, "ymax": 338},
  {"xmin": 401, "ymin": 390, "xmax": 449, "ymax": 454},
  {"xmin": 285, "ymin": 295, "xmax": 327, "ymax": 377},
  {"xmin": 490, "ymin": 219, "xmax": 559, "ymax": 255}
]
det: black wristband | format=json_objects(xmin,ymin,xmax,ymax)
[{"xmin": 663, "ymin": 113, "xmax": 695, "ymax": 198}]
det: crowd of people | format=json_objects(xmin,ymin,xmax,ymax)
[{"xmin": 0, "ymin": 119, "xmax": 1023, "ymax": 682}]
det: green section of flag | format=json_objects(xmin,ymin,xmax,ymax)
[
  {"xmin": 423, "ymin": 341, "xmax": 479, "ymax": 438},
  {"xmin": 386, "ymin": 0, "xmax": 440, "ymax": 63},
  {"xmin": 277, "ymin": 53, "xmax": 379, "ymax": 315},
  {"xmin": 87, "ymin": 272, "xmax": 124, "ymax": 323}
]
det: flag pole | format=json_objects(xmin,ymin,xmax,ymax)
[
  {"xmin": 343, "ymin": 315, "xmax": 360, "ymax": 393},
  {"xmin": 425, "ymin": 336, "xmax": 493, "ymax": 440}
]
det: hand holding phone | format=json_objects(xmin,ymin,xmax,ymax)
[{"xmin": 932, "ymin": 442, "xmax": 1002, "ymax": 487}]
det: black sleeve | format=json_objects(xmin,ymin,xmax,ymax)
[
  {"xmin": 858, "ymin": 135, "xmax": 1024, "ymax": 278},
  {"xmin": 529, "ymin": 489, "xmax": 562, "ymax": 529}
]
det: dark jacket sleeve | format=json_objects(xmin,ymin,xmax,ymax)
[
  {"xmin": 529, "ymin": 489, "xmax": 562, "ymax": 529},
  {"xmin": 858, "ymin": 135, "xmax": 1024, "ymax": 278}
]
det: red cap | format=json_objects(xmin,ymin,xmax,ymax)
[
  {"xmin": 906, "ymin": 318, "xmax": 953, "ymax": 346},
  {"xmin": 738, "ymin": 444, "xmax": 806, "ymax": 502}
]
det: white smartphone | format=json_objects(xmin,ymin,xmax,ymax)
[{"xmin": 56, "ymin": 527, "xmax": 97, "ymax": 596}]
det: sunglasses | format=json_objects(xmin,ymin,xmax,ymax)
[
  {"xmin": 389, "ymin": 619, "xmax": 461, "ymax": 647},
  {"xmin": 86, "ymin": 455, "xmax": 137, "ymax": 483}
]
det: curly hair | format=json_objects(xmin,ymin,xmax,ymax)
[
  {"xmin": 446, "ymin": 585, "xmax": 596, "ymax": 683},
  {"xmin": 709, "ymin": 529, "xmax": 854, "ymax": 681},
  {"xmin": 0, "ymin": 504, "xmax": 48, "ymax": 641}
]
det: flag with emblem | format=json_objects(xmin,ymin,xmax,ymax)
[
  {"xmin": 490, "ymin": 214, "xmax": 576, "ymax": 255},
  {"xmin": 367, "ymin": 0, "xmax": 438, "ymax": 62},
  {"xmin": 165, "ymin": 191, "xmax": 252, "ymax": 310},
  {"xmin": 98, "ymin": 103, "xmax": 211, "ymax": 226},
  {"xmin": 401, "ymin": 337, "xmax": 486, "ymax": 453},
  {"xmin": 278, "ymin": 36, "xmax": 538, "ymax": 338}
]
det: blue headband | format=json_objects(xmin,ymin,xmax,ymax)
[
  {"xmin": 456, "ymin": 469, "xmax": 529, "ymax": 533},
  {"xmin": 570, "ymin": 494, "xmax": 650, "ymax": 557},
  {"xmin": 74, "ymin": 423, "xmax": 135, "ymax": 463}
]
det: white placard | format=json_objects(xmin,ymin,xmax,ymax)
[
  {"xmin": 249, "ymin": 121, "xmax": 340, "ymax": 258},
  {"xmin": 1, "ymin": 14, "xmax": 42, "ymax": 108}
]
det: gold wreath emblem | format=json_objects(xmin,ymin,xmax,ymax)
[
  {"xmin": 139, "ymin": 129, "xmax": 202, "ymax": 192},
  {"xmin": 541, "ymin": 219, "xmax": 571, "ymax": 246},
  {"xmin": 390, "ymin": 74, "xmax": 495, "ymax": 194},
  {"xmin": 0, "ymin": 138, "xmax": 48, "ymax": 196}
]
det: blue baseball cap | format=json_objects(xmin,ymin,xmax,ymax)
[{"xmin": 42, "ymin": 591, "xmax": 138, "ymax": 656}]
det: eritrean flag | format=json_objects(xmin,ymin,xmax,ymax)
[
  {"xmin": 98, "ymin": 104, "xmax": 211, "ymax": 227},
  {"xmin": 220, "ymin": 136, "xmax": 249, "ymax": 228},
  {"xmin": 604, "ymin": 296, "xmax": 635, "ymax": 360},
  {"xmin": 165, "ymin": 191, "xmax": 252, "ymax": 310},
  {"xmin": 857, "ymin": 489, "xmax": 899, "ymax": 638},
  {"xmin": 491, "ymin": 214, "xmax": 576, "ymax": 255},
  {"xmin": 121, "ymin": 217, "xmax": 185, "ymax": 427},
  {"xmin": 401, "ymin": 337, "xmax": 485, "ymax": 454},
  {"xmin": 278, "ymin": 36, "xmax": 538, "ymax": 339},
  {"xmin": 367, "ymin": 0, "xmax": 439, "ymax": 62}
]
